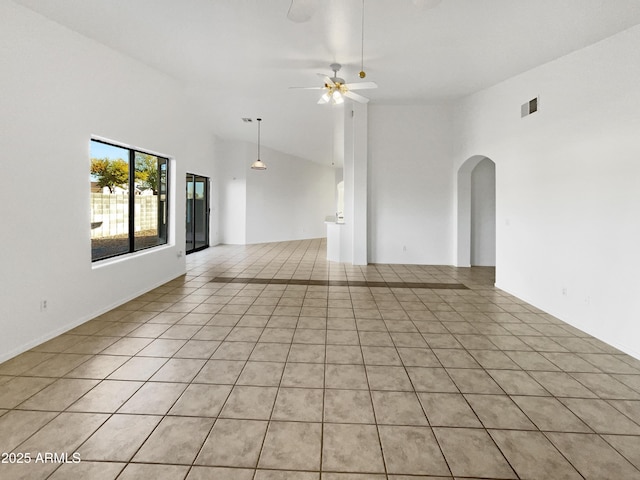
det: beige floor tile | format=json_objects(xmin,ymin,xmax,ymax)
[
  {"xmin": 67, "ymin": 379, "xmax": 142, "ymax": 413},
  {"xmin": 406, "ymin": 367, "xmax": 458, "ymax": 393},
  {"xmin": 602, "ymin": 434, "xmax": 640, "ymax": 470},
  {"xmin": 287, "ymin": 344, "xmax": 325, "ymax": 363},
  {"xmin": 187, "ymin": 466, "xmax": 254, "ymax": 480},
  {"xmin": 366, "ymin": 365, "xmax": 413, "ymax": 391},
  {"xmin": 64, "ymin": 354, "xmax": 130, "ymax": 379},
  {"xmin": 324, "ymin": 389, "xmax": 375, "ymax": 424},
  {"xmin": 133, "ymin": 416, "xmax": 213, "ymax": 464},
  {"xmin": 379, "ymin": 425, "xmax": 450, "ymax": 476},
  {"xmin": 326, "ymin": 345, "xmax": 363, "ymax": 364},
  {"xmin": 546, "ymin": 432, "xmax": 640, "ymax": 480},
  {"xmin": 361, "ymin": 346, "xmax": 402, "ymax": 365},
  {"xmin": 293, "ymin": 328, "xmax": 326, "ymax": 344},
  {"xmin": 80, "ymin": 413, "xmax": 161, "ymax": 461},
  {"xmin": 571, "ymin": 372, "xmax": 640, "ymax": 399},
  {"xmin": 170, "ymin": 383, "xmax": 232, "ymax": 417},
  {"xmin": 465, "ymin": 394, "xmax": 535, "ymax": 430},
  {"xmin": 192, "ymin": 326, "xmax": 233, "ymax": 341},
  {"xmin": 220, "ymin": 385, "xmax": 277, "ymax": 419},
  {"xmin": 136, "ymin": 338, "xmax": 186, "ymax": 357},
  {"xmin": 237, "ymin": 361, "xmax": 285, "ymax": 386},
  {"xmin": 0, "ymin": 352, "xmax": 54, "ymax": 375},
  {"xmin": 486, "ymin": 369, "xmax": 549, "ymax": 396},
  {"xmin": 470, "ymin": 350, "xmax": 520, "ymax": 369},
  {"xmin": 0, "ymin": 461, "xmax": 59, "ymax": 480},
  {"xmin": 446, "ymin": 368, "xmax": 503, "ymax": 394},
  {"xmin": 31, "ymin": 334, "xmax": 86, "ymax": 353},
  {"xmin": 511, "ymin": 395, "xmax": 591, "ymax": 432},
  {"xmin": 117, "ymin": 464, "xmax": 189, "ymax": 480},
  {"xmin": 194, "ymin": 359, "xmax": 245, "ymax": 384},
  {"xmin": 322, "ymin": 475, "xmax": 385, "ymax": 480},
  {"xmin": 18, "ymin": 378, "xmax": 99, "ymax": 411},
  {"xmin": 272, "ymin": 387, "xmax": 323, "ymax": 422},
  {"xmin": 100, "ymin": 337, "xmax": 153, "ymax": 356},
  {"xmin": 118, "ymin": 382, "xmax": 187, "ymax": 414},
  {"xmin": 371, "ymin": 391, "xmax": 428, "ymax": 425},
  {"xmin": 159, "ymin": 324, "xmax": 204, "ymax": 339},
  {"xmin": 560, "ymin": 398, "xmax": 640, "ymax": 434},
  {"xmin": 107, "ymin": 356, "xmax": 167, "ymax": 381},
  {"xmin": 23, "ymin": 353, "xmax": 92, "ymax": 377},
  {"xmin": 18, "ymin": 412, "xmax": 108, "ymax": 455},
  {"xmin": 325, "ymin": 364, "xmax": 369, "ymax": 390},
  {"xmin": 258, "ymin": 421, "xmax": 321, "ymax": 470},
  {"xmin": 0, "ymin": 410, "xmax": 58, "ymax": 452},
  {"xmin": 281, "ymin": 362, "xmax": 325, "ymax": 388},
  {"xmin": 250, "ymin": 343, "xmax": 290, "ymax": 362},
  {"xmin": 434, "ymin": 427, "xmax": 516, "ymax": 479},
  {"xmin": 433, "ymin": 349, "xmax": 480, "ymax": 368},
  {"xmin": 0, "ymin": 376, "xmax": 55, "ymax": 408},
  {"xmin": 149, "ymin": 358, "xmax": 206, "ymax": 382},
  {"xmin": 48, "ymin": 461, "xmax": 125, "ymax": 480},
  {"xmin": 196, "ymin": 418, "xmax": 268, "ymax": 467},
  {"xmin": 418, "ymin": 392, "xmax": 482, "ymax": 427},
  {"xmin": 322, "ymin": 423, "xmax": 385, "ymax": 473},
  {"xmin": 397, "ymin": 347, "xmax": 441, "ymax": 367},
  {"xmin": 127, "ymin": 323, "xmax": 172, "ymax": 337},
  {"xmin": 174, "ymin": 339, "xmax": 221, "ymax": 358},
  {"xmin": 212, "ymin": 342, "xmax": 256, "ymax": 360},
  {"xmin": 256, "ymin": 471, "xmax": 318, "ymax": 480},
  {"xmin": 529, "ymin": 371, "xmax": 599, "ymax": 397}
]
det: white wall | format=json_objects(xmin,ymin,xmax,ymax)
[
  {"xmin": 214, "ymin": 140, "xmax": 248, "ymax": 245},
  {"xmin": 454, "ymin": 25, "xmax": 640, "ymax": 358},
  {"xmin": 0, "ymin": 2, "xmax": 216, "ymax": 361},
  {"xmin": 368, "ymin": 104, "xmax": 455, "ymax": 264},
  {"xmin": 470, "ymin": 158, "xmax": 496, "ymax": 266},
  {"xmin": 246, "ymin": 145, "xmax": 335, "ymax": 244}
]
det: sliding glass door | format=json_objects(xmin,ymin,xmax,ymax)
[{"xmin": 186, "ymin": 174, "xmax": 209, "ymax": 254}]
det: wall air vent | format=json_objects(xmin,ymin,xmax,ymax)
[{"xmin": 521, "ymin": 97, "xmax": 539, "ymax": 118}]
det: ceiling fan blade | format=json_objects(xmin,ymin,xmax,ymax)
[
  {"xmin": 287, "ymin": 0, "xmax": 320, "ymax": 23},
  {"xmin": 317, "ymin": 73, "xmax": 335, "ymax": 86},
  {"xmin": 344, "ymin": 91, "xmax": 370, "ymax": 104},
  {"xmin": 288, "ymin": 86, "xmax": 324, "ymax": 90},
  {"xmin": 343, "ymin": 81, "xmax": 378, "ymax": 91}
]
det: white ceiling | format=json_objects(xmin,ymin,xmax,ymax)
[{"xmin": 14, "ymin": 0, "xmax": 640, "ymax": 165}]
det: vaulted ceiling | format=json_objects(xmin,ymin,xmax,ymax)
[{"xmin": 14, "ymin": 0, "xmax": 640, "ymax": 164}]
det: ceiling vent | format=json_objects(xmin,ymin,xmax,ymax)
[{"xmin": 521, "ymin": 97, "xmax": 539, "ymax": 118}]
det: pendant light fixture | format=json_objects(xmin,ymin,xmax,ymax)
[{"xmin": 251, "ymin": 118, "xmax": 267, "ymax": 170}]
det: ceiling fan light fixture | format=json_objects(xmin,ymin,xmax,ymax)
[{"xmin": 332, "ymin": 90, "xmax": 344, "ymax": 104}]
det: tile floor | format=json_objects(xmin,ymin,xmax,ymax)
[{"xmin": 1, "ymin": 238, "xmax": 640, "ymax": 479}]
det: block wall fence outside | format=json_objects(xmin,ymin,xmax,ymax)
[{"xmin": 90, "ymin": 193, "xmax": 158, "ymax": 238}]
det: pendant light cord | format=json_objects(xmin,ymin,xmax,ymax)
[
  {"xmin": 257, "ymin": 118, "xmax": 262, "ymax": 159},
  {"xmin": 360, "ymin": 0, "xmax": 365, "ymax": 75}
]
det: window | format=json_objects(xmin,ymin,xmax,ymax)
[{"xmin": 90, "ymin": 139, "xmax": 169, "ymax": 262}]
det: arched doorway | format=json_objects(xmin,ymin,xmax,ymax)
[{"xmin": 456, "ymin": 155, "xmax": 496, "ymax": 267}]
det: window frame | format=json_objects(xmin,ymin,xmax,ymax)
[{"xmin": 90, "ymin": 138, "xmax": 170, "ymax": 262}]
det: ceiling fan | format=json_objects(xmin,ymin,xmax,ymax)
[{"xmin": 290, "ymin": 63, "xmax": 377, "ymax": 104}]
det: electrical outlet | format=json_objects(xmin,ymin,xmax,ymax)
[
  {"xmin": 403, "ymin": 246, "xmax": 407, "ymax": 252},
  {"xmin": 177, "ymin": 250, "xmax": 183, "ymax": 258},
  {"xmin": 40, "ymin": 300, "xmax": 47, "ymax": 312},
  {"xmin": 562, "ymin": 287, "xmax": 567, "ymax": 296}
]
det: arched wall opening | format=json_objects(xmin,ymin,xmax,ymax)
[{"xmin": 456, "ymin": 155, "xmax": 496, "ymax": 268}]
